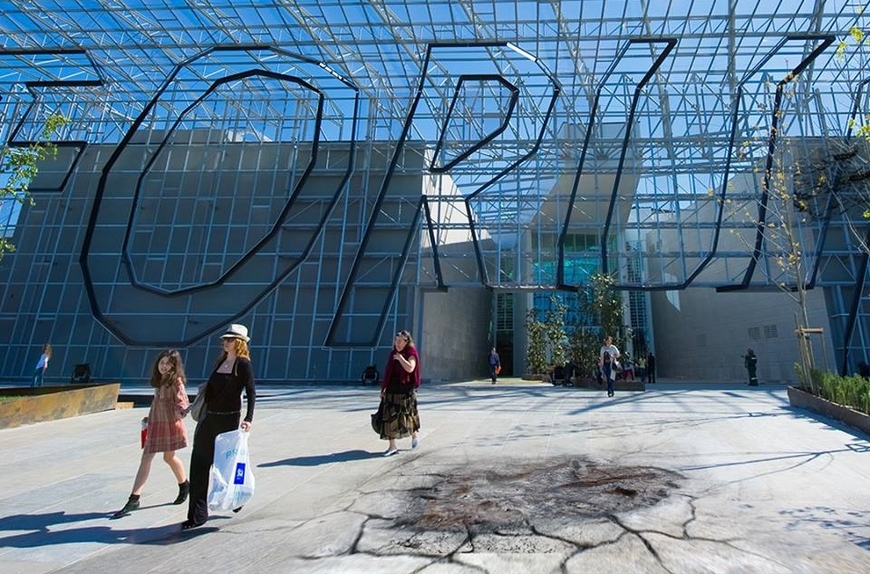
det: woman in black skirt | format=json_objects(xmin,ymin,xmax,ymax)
[{"xmin": 377, "ymin": 330, "xmax": 421, "ymax": 456}]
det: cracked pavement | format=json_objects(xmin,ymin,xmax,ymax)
[{"xmin": 1, "ymin": 380, "xmax": 870, "ymax": 573}]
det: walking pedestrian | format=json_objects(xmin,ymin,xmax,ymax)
[
  {"xmin": 183, "ymin": 324, "xmax": 256, "ymax": 530},
  {"xmin": 488, "ymin": 347, "xmax": 501, "ymax": 384},
  {"xmin": 112, "ymin": 349, "xmax": 190, "ymax": 518},
  {"xmin": 376, "ymin": 330, "xmax": 421, "ymax": 456},
  {"xmin": 599, "ymin": 336, "xmax": 621, "ymax": 398}
]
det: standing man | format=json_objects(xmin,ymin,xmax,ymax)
[
  {"xmin": 488, "ymin": 347, "xmax": 501, "ymax": 385},
  {"xmin": 744, "ymin": 348, "xmax": 758, "ymax": 386},
  {"xmin": 646, "ymin": 352, "xmax": 656, "ymax": 384}
]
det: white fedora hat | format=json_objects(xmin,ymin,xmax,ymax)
[{"xmin": 220, "ymin": 323, "xmax": 250, "ymax": 342}]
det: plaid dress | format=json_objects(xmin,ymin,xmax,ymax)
[{"xmin": 143, "ymin": 377, "xmax": 189, "ymax": 454}]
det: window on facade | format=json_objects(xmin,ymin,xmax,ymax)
[{"xmin": 0, "ymin": 198, "xmax": 23, "ymax": 239}]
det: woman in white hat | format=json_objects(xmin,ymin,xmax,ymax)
[{"xmin": 183, "ymin": 323, "xmax": 256, "ymax": 530}]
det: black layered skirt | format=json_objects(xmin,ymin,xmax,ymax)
[{"xmin": 373, "ymin": 390, "xmax": 420, "ymax": 440}]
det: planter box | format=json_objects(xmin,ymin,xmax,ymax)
[
  {"xmin": 0, "ymin": 383, "xmax": 121, "ymax": 430},
  {"xmin": 787, "ymin": 385, "xmax": 870, "ymax": 436},
  {"xmin": 614, "ymin": 379, "xmax": 646, "ymax": 391}
]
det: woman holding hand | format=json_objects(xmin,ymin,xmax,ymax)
[{"xmin": 183, "ymin": 324, "xmax": 256, "ymax": 530}]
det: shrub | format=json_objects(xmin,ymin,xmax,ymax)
[{"xmin": 811, "ymin": 369, "xmax": 870, "ymax": 415}]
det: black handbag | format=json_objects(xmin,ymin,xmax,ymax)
[{"xmin": 370, "ymin": 400, "xmax": 384, "ymax": 434}]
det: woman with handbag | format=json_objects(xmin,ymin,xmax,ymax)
[
  {"xmin": 375, "ymin": 330, "xmax": 421, "ymax": 457},
  {"xmin": 112, "ymin": 349, "xmax": 190, "ymax": 518},
  {"xmin": 183, "ymin": 324, "xmax": 256, "ymax": 530}
]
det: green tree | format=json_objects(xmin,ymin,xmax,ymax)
[
  {"xmin": 525, "ymin": 308, "xmax": 548, "ymax": 375},
  {"xmin": 0, "ymin": 113, "xmax": 69, "ymax": 260},
  {"xmin": 590, "ymin": 272, "xmax": 624, "ymax": 343},
  {"xmin": 567, "ymin": 326, "xmax": 601, "ymax": 381},
  {"xmin": 544, "ymin": 295, "xmax": 568, "ymax": 368},
  {"xmin": 727, "ymin": 127, "xmax": 817, "ymax": 392}
]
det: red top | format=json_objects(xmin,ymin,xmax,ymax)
[{"xmin": 381, "ymin": 345, "xmax": 420, "ymax": 390}]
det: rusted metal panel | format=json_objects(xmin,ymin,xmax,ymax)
[{"xmin": 0, "ymin": 383, "xmax": 121, "ymax": 429}]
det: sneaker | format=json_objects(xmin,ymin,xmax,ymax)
[
  {"xmin": 384, "ymin": 447, "xmax": 399, "ymax": 457},
  {"xmin": 411, "ymin": 436, "xmax": 419, "ymax": 449}
]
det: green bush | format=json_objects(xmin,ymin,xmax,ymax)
[{"xmin": 811, "ymin": 369, "xmax": 870, "ymax": 415}]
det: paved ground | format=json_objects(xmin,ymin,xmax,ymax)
[{"xmin": 1, "ymin": 378, "xmax": 870, "ymax": 574}]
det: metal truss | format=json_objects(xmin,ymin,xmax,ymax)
[{"xmin": 1, "ymin": 0, "xmax": 870, "ymax": 352}]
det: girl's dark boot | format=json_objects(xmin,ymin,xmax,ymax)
[
  {"xmin": 112, "ymin": 494, "xmax": 140, "ymax": 518},
  {"xmin": 173, "ymin": 480, "xmax": 190, "ymax": 505}
]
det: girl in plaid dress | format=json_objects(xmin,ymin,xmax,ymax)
[{"xmin": 112, "ymin": 349, "xmax": 190, "ymax": 518}]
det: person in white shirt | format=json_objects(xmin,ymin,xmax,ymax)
[
  {"xmin": 599, "ymin": 336, "xmax": 620, "ymax": 397},
  {"xmin": 33, "ymin": 343, "xmax": 52, "ymax": 387}
]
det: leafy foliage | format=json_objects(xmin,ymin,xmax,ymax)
[
  {"xmin": 525, "ymin": 295, "xmax": 569, "ymax": 375},
  {"xmin": 0, "ymin": 113, "xmax": 69, "ymax": 259},
  {"xmin": 525, "ymin": 279, "xmax": 625, "ymax": 378},
  {"xmin": 567, "ymin": 327, "xmax": 601, "ymax": 381},
  {"xmin": 544, "ymin": 295, "xmax": 568, "ymax": 368},
  {"xmin": 589, "ymin": 272, "xmax": 623, "ymax": 341},
  {"xmin": 810, "ymin": 368, "xmax": 870, "ymax": 416},
  {"xmin": 525, "ymin": 308, "xmax": 548, "ymax": 375}
]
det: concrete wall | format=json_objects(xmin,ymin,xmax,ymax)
[
  {"xmin": 420, "ymin": 286, "xmax": 492, "ymax": 382},
  {"xmin": 650, "ymin": 287, "xmax": 836, "ymax": 383}
]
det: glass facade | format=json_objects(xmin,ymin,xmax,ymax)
[{"xmin": 0, "ymin": 1, "xmax": 868, "ymax": 383}]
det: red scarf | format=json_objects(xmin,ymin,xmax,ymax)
[{"xmin": 381, "ymin": 346, "xmax": 421, "ymax": 389}]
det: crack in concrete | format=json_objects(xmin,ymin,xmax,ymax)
[
  {"xmin": 271, "ymin": 454, "xmax": 830, "ymax": 572},
  {"xmin": 358, "ymin": 456, "xmax": 685, "ymax": 561}
]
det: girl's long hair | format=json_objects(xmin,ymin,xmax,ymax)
[
  {"xmin": 44, "ymin": 343, "xmax": 52, "ymax": 359},
  {"xmin": 149, "ymin": 349, "xmax": 186, "ymax": 388}
]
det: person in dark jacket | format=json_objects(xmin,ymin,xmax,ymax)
[
  {"xmin": 488, "ymin": 347, "xmax": 501, "ymax": 384},
  {"xmin": 744, "ymin": 348, "xmax": 758, "ymax": 386},
  {"xmin": 646, "ymin": 353, "xmax": 656, "ymax": 384},
  {"xmin": 183, "ymin": 324, "xmax": 256, "ymax": 530}
]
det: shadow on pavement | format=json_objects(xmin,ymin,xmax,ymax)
[
  {"xmin": 0, "ymin": 510, "xmax": 224, "ymax": 547},
  {"xmin": 259, "ymin": 449, "xmax": 377, "ymax": 467}
]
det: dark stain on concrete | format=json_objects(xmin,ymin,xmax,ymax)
[{"xmin": 397, "ymin": 458, "xmax": 682, "ymax": 534}]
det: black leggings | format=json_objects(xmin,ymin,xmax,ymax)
[{"xmin": 187, "ymin": 412, "xmax": 240, "ymax": 524}]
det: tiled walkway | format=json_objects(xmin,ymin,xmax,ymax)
[{"xmin": 1, "ymin": 380, "xmax": 869, "ymax": 573}]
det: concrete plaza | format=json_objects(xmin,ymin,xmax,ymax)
[{"xmin": 1, "ymin": 379, "xmax": 869, "ymax": 573}]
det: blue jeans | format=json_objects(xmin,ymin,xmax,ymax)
[{"xmin": 33, "ymin": 368, "xmax": 45, "ymax": 387}]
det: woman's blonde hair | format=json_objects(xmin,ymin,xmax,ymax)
[{"xmin": 214, "ymin": 338, "xmax": 251, "ymax": 369}]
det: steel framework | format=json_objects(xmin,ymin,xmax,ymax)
[{"xmin": 1, "ymin": 1, "xmax": 869, "ymax": 381}]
